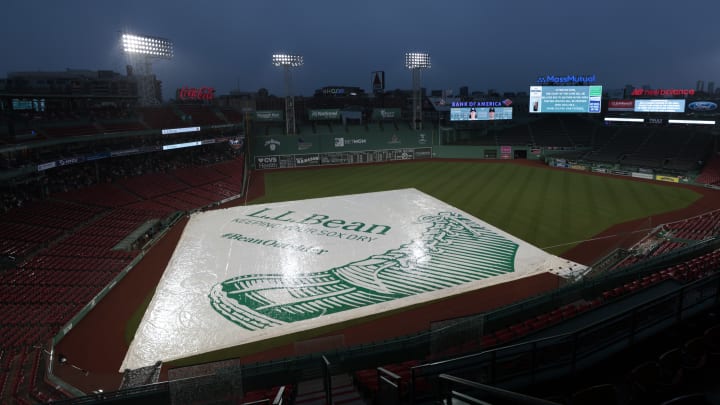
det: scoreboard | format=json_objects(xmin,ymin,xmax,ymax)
[{"xmin": 529, "ymin": 85, "xmax": 602, "ymax": 113}]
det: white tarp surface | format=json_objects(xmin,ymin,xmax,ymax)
[{"xmin": 121, "ymin": 188, "xmax": 585, "ymax": 370}]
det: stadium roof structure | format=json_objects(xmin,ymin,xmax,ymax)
[{"xmin": 121, "ymin": 189, "xmax": 586, "ymax": 370}]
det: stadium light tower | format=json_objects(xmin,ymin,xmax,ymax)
[
  {"xmin": 405, "ymin": 52, "xmax": 431, "ymax": 131},
  {"xmin": 121, "ymin": 33, "xmax": 174, "ymax": 106},
  {"xmin": 272, "ymin": 53, "xmax": 303, "ymax": 135}
]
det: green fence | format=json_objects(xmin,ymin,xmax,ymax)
[{"xmin": 251, "ymin": 131, "xmax": 432, "ymax": 156}]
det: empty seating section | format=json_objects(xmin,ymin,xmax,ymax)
[
  {"xmin": 0, "ymin": 222, "xmax": 63, "ymax": 257},
  {"xmin": 212, "ymin": 158, "xmax": 245, "ymax": 178},
  {"xmin": 168, "ymin": 191, "xmax": 214, "ymax": 208},
  {"xmin": 663, "ymin": 210, "xmax": 720, "ymax": 242},
  {"xmin": 696, "ymin": 153, "xmax": 720, "ymax": 186},
  {"xmin": 561, "ymin": 115, "xmax": 595, "ymax": 146},
  {"xmin": 495, "ymin": 124, "xmax": 532, "ymax": 145},
  {"xmin": 0, "ymin": 200, "xmax": 102, "ymax": 257},
  {"xmin": 613, "ymin": 210, "xmax": 720, "ymax": 269},
  {"xmin": 98, "ymin": 120, "xmax": 147, "ymax": 133},
  {"xmin": 0, "ymin": 156, "xmax": 245, "ymax": 360},
  {"xmin": 3, "ymin": 199, "xmax": 102, "ymax": 229},
  {"xmin": 220, "ymin": 108, "xmax": 245, "ymax": 124},
  {"xmin": 153, "ymin": 195, "xmax": 197, "ymax": 211},
  {"xmin": 600, "ymin": 127, "xmax": 651, "ymax": 164},
  {"xmin": 351, "ymin": 247, "xmax": 719, "ymax": 402},
  {"xmin": 119, "ymin": 173, "xmax": 188, "ymax": 199},
  {"xmin": 137, "ymin": 107, "xmax": 185, "ymax": 129},
  {"xmin": 40, "ymin": 124, "xmax": 100, "ymax": 138},
  {"xmin": 55, "ymin": 183, "xmax": 140, "ymax": 208},
  {"xmin": 177, "ymin": 105, "xmax": 225, "ymax": 126},
  {"xmin": 171, "ymin": 166, "xmax": 226, "ymax": 187},
  {"xmin": 197, "ymin": 181, "xmax": 243, "ymax": 200},
  {"xmin": 531, "ymin": 117, "xmax": 572, "ymax": 147},
  {"xmin": 663, "ymin": 131, "xmax": 713, "ymax": 172},
  {"xmin": 578, "ymin": 125, "xmax": 712, "ymax": 171},
  {"xmin": 622, "ymin": 129, "xmax": 686, "ymax": 169}
]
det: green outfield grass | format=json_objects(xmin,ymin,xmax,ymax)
[
  {"xmin": 251, "ymin": 161, "xmax": 701, "ymax": 255},
  {"xmin": 127, "ymin": 161, "xmax": 702, "ymax": 364}
]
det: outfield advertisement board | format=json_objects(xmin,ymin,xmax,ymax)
[
  {"xmin": 255, "ymin": 110, "xmax": 284, "ymax": 122},
  {"xmin": 372, "ymin": 108, "xmax": 401, "ymax": 120},
  {"xmin": 255, "ymin": 147, "xmax": 432, "ymax": 169},
  {"xmin": 308, "ymin": 109, "xmax": 341, "ymax": 120},
  {"xmin": 631, "ymin": 172, "xmax": 654, "ymax": 180},
  {"xmin": 656, "ymin": 175, "xmax": 680, "ymax": 183},
  {"xmin": 254, "ymin": 133, "xmax": 429, "ymax": 156}
]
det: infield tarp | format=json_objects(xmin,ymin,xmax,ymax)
[{"xmin": 121, "ymin": 188, "xmax": 585, "ymax": 370}]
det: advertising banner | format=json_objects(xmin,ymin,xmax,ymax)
[
  {"xmin": 255, "ymin": 110, "xmax": 284, "ymax": 122},
  {"xmin": 634, "ymin": 99, "xmax": 686, "ymax": 113},
  {"xmin": 686, "ymin": 101, "xmax": 718, "ymax": 113},
  {"xmin": 608, "ymin": 100, "xmax": 635, "ymax": 111},
  {"xmin": 254, "ymin": 148, "xmax": 433, "ymax": 169},
  {"xmin": 656, "ymin": 175, "xmax": 679, "ymax": 183},
  {"xmin": 500, "ymin": 145, "xmax": 512, "ymax": 159},
  {"xmin": 372, "ymin": 108, "xmax": 401, "ymax": 120},
  {"xmin": 631, "ymin": 172, "xmax": 654, "ymax": 180},
  {"xmin": 308, "ymin": 109, "xmax": 341, "ymax": 120},
  {"xmin": 255, "ymin": 156, "xmax": 279, "ymax": 169}
]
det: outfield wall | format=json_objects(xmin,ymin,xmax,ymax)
[
  {"xmin": 433, "ymin": 145, "xmax": 543, "ymax": 160},
  {"xmin": 252, "ymin": 132, "xmax": 432, "ymax": 156},
  {"xmin": 546, "ymin": 157, "xmax": 701, "ymax": 186},
  {"xmin": 252, "ymin": 132, "xmax": 434, "ymax": 169}
]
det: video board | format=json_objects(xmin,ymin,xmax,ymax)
[
  {"xmin": 529, "ymin": 85, "xmax": 602, "ymax": 113},
  {"xmin": 633, "ymin": 99, "xmax": 686, "ymax": 113},
  {"xmin": 450, "ymin": 107, "xmax": 513, "ymax": 121}
]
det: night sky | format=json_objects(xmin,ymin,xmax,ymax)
[{"xmin": 1, "ymin": 0, "xmax": 719, "ymax": 99}]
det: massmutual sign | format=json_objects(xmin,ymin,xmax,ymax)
[{"xmin": 121, "ymin": 189, "xmax": 585, "ymax": 370}]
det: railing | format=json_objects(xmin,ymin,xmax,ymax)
[
  {"xmin": 377, "ymin": 367, "xmax": 402, "ymax": 405},
  {"xmin": 322, "ymin": 355, "xmax": 332, "ymax": 404},
  {"xmin": 410, "ymin": 272, "xmax": 720, "ymax": 402},
  {"xmin": 438, "ymin": 374, "xmax": 561, "ymax": 405},
  {"xmin": 46, "ymin": 234, "xmax": 719, "ymax": 402}
]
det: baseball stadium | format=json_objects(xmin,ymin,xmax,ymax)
[{"xmin": 1, "ymin": 36, "xmax": 720, "ymax": 405}]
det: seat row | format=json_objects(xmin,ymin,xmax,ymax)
[
  {"xmin": 119, "ymin": 172, "xmax": 189, "ymax": 199},
  {"xmin": 351, "ymin": 249, "xmax": 720, "ymax": 402},
  {"xmin": 171, "ymin": 165, "xmax": 227, "ymax": 187},
  {"xmin": 0, "ymin": 284, "xmax": 99, "ymax": 305}
]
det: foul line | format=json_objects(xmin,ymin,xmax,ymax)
[{"xmin": 541, "ymin": 226, "xmax": 657, "ymax": 250}]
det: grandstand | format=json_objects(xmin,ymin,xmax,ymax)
[{"xmin": 1, "ymin": 69, "xmax": 720, "ymax": 405}]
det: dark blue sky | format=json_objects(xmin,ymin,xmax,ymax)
[{"xmin": 2, "ymin": 0, "xmax": 719, "ymax": 99}]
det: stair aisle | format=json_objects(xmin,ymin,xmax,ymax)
[{"xmin": 294, "ymin": 374, "xmax": 368, "ymax": 405}]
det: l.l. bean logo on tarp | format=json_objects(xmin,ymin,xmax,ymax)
[{"xmin": 209, "ymin": 212, "xmax": 518, "ymax": 330}]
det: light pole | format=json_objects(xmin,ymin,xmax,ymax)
[
  {"xmin": 121, "ymin": 33, "xmax": 173, "ymax": 106},
  {"xmin": 405, "ymin": 52, "xmax": 431, "ymax": 131},
  {"xmin": 272, "ymin": 53, "xmax": 303, "ymax": 135}
]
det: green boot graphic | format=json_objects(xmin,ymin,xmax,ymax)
[{"xmin": 209, "ymin": 212, "xmax": 518, "ymax": 330}]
